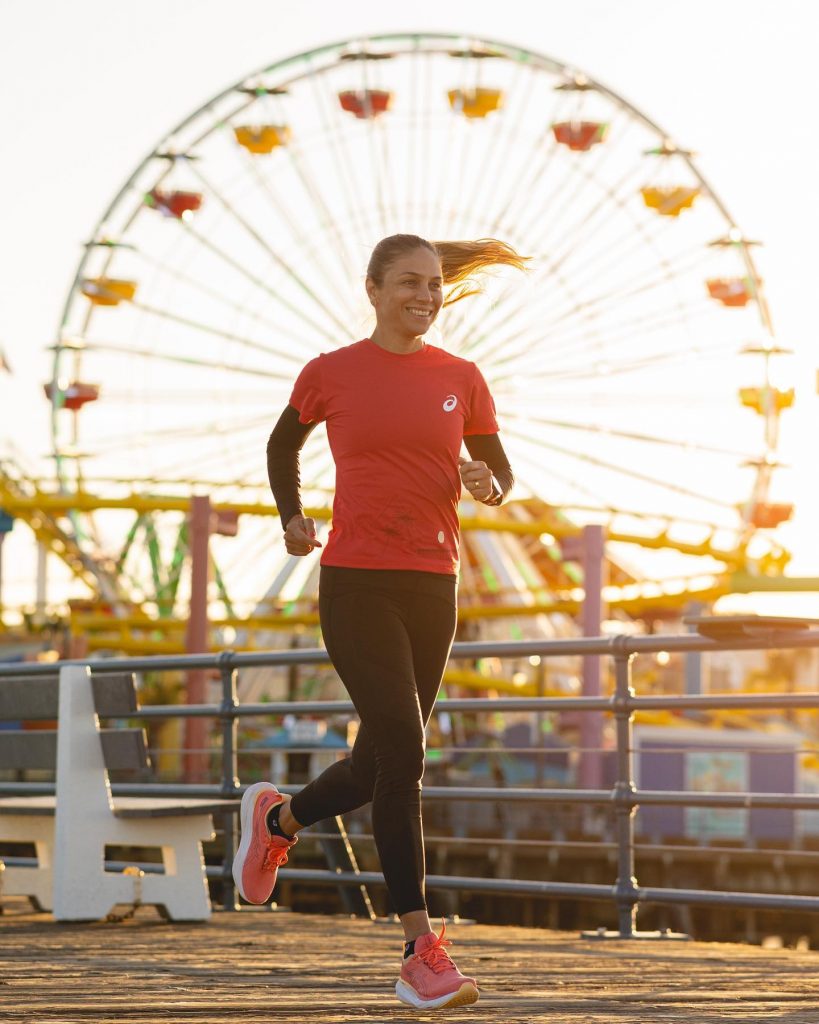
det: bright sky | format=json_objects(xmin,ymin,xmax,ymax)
[{"xmin": 0, "ymin": 0, "xmax": 817, "ymax": 617}]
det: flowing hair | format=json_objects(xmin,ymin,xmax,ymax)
[{"xmin": 367, "ymin": 234, "xmax": 530, "ymax": 307}]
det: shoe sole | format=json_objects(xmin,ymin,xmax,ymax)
[
  {"xmin": 395, "ymin": 979, "xmax": 479, "ymax": 1010},
  {"xmin": 232, "ymin": 781, "xmax": 281, "ymax": 903}
]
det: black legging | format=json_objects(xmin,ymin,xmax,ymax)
[{"xmin": 289, "ymin": 565, "xmax": 458, "ymax": 916}]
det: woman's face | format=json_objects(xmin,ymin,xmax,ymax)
[{"xmin": 366, "ymin": 247, "xmax": 444, "ymax": 338}]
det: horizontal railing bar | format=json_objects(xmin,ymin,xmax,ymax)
[
  {"xmin": 297, "ymin": 831, "xmax": 819, "ymax": 862},
  {"xmin": 8, "ymin": 835, "xmax": 819, "ymax": 864},
  {"xmin": 118, "ymin": 691, "xmax": 819, "ymax": 720},
  {"xmin": 4, "ymin": 628, "xmax": 819, "ymax": 679},
  {"xmin": 272, "ymin": 869, "xmax": 819, "ymax": 913},
  {"xmin": 6, "ymin": 781, "xmax": 819, "ymax": 810},
  {"xmin": 275, "ymin": 867, "xmax": 614, "ymax": 900},
  {"xmin": 5, "ymin": 854, "xmax": 816, "ymax": 913}
]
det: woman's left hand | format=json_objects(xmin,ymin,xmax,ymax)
[{"xmin": 458, "ymin": 456, "xmax": 494, "ymax": 501}]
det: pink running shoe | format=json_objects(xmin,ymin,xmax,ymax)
[
  {"xmin": 232, "ymin": 782, "xmax": 297, "ymax": 904},
  {"xmin": 396, "ymin": 921, "xmax": 479, "ymax": 1010}
]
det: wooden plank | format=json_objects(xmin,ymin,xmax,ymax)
[
  {"xmin": 0, "ymin": 672, "xmax": 138, "ymax": 721},
  {"xmin": 0, "ymin": 728, "xmax": 149, "ymax": 771},
  {"xmin": 1, "ymin": 906, "xmax": 819, "ymax": 1022}
]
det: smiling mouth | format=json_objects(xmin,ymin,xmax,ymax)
[{"xmin": 407, "ymin": 307, "xmax": 432, "ymax": 317}]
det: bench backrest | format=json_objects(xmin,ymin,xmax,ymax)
[{"xmin": 0, "ymin": 672, "xmax": 150, "ymax": 773}]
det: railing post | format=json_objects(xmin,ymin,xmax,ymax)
[
  {"xmin": 612, "ymin": 650, "xmax": 638, "ymax": 937},
  {"xmin": 218, "ymin": 650, "xmax": 240, "ymax": 910}
]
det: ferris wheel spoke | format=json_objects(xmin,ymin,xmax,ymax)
[
  {"xmin": 80, "ymin": 412, "xmax": 275, "ymax": 456},
  {"xmin": 460, "ymin": 176, "xmax": 692, "ymax": 364},
  {"xmin": 80, "ymin": 341, "xmax": 293, "ymax": 380},
  {"xmin": 234, "ymin": 141, "xmax": 357, "ymax": 318},
  {"xmin": 503, "ymin": 438, "xmax": 615, "ymax": 509},
  {"xmin": 272, "ymin": 88, "xmax": 366, "ymax": 286},
  {"xmin": 185, "ymin": 161, "xmax": 352, "ymax": 338},
  {"xmin": 517, "ymin": 125, "xmax": 647, "ymax": 261},
  {"xmin": 129, "ymin": 300, "xmax": 307, "ymax": 367},
  {"xmin": 502, "ymin": 424, "xmax": 738, "ymax": 511},
  {"xmin": 501, "ymin": 340, "xmax": 737, "ymax": 386},
  {"xmin": 503, "ymin": 303, "xmax": 730, "ymax": 381},
  {"xmin": 482, "ymin": 86, "xmax": 575, "ymax": 240},
  {"xmin": 357, "ymin": 59, "xmax": 392, "ymax": 237},
  {"xmin": 450, "ymin": 64, "xmax": 540, "ymax": 242},
  {"xmin": 175, "ymin": 221, "xmax": 335, "ymax": 350},
  {"xmin": 501, "ymin": 412, "xmax": 756, "ymax": 459},
  {"xmin": 135, "ymin": 250, "xmax": 299, "ymax": 342},
  {"xmin": 477, "ymin": 277, "xmax": 721, "ymax": 376},
  {"xmin": 458, "ymin": 126, "xmax": 664, "ymax": 347},
  {"xmin": 307, "ymin": 65, "xmax": 381, "ymax": 244}
]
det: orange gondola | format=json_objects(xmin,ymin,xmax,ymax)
[
  {"xmin": 750, "ymin": 502, "xmax": 794, "ymax": 529},
  {"xmin": 447, "ymin": 88, "xmax": 503, "ymax": 119},
  {"xmin": 338, "ymin": 90, "xmax": 393, "ymax": 119},
  {"xmin": 145, "ymin": 189, "xmax": 203, "ymax": 219},
  {"xmin": 707, "ymin": 277, "xmax": 756, "ymax": 307},
  {"xmin": 641, "ymin": 186, "xmax": 700, "ymax": 217},
  {"xmin": 552, "ymin": 121, "xmax": 608, "ymax": 151},
  {"xmin": 739, "ymin": 386, "xmax": 794, "ymax": 414},
  {"xmin": 80, "ymin": 278, "xmax": 137, "ymax": 306},
  {"xmin": 233, "ymin": 125, "xmax": 292, "ymax": 153},
  {"xmin": 43, "ymin": 381, "xmax": 100, "ymax": 411}
]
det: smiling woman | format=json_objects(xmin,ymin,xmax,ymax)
[{"xmin": 232, "ymin": 231, "xmax": 526, "ymax": 1010}]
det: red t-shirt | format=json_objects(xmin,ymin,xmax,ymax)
[{"xmin": 289, "ymin": 338, "xmax": 499, "ymax": 574}]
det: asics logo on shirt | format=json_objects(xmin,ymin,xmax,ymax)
[{"xmin": 442, "ymin": 395, "xmax": 458, "ymax": 412}]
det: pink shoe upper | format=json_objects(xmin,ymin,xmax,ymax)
[
  {"xmin": 399, "ymin": 921, "xmax": 476, "ymax": 1001},
  {"xmin": 238, "ymin": 785, "xmax": 297, "ymax": 904}
]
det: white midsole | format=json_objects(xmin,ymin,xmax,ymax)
[{"xmin": 395, "ymin": 978, "xmax": 478, "ymax": 1009}]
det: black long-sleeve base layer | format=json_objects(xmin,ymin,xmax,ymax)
[{"xmin": 266, "ymin": 403, "xmax": 515, "ymax": 530}]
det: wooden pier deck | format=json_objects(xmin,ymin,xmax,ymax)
[{"xmin": 1, "ymin": 899, "xmax": 818, "ymax": 1022}]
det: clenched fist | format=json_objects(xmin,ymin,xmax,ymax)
[
  {"xmin": 458, "ymin": 456, "xmax": 495, "ymax": 502},
  {"xmin": 284, "ymin": 514, "xmax": 322, "ymax": 556}
]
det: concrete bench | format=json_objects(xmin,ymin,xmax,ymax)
[{"xmin": 0, "ymin": 664, "xmax": 237, "ymax": 921}]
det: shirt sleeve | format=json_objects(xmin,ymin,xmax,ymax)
[
  {"xmin": 289, "ymin": 356, "xmax": 326, "ymax": 424},
  {"xmin": 266, "ymin": 405, "xmax": 319, "ymax": 530},
  {"xmin": 464, "ymin": 363, "xmax": 499, "ymax": 436}
]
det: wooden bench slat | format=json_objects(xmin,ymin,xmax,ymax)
[
  {"xmin": 111, "ymin": 797, "xmax": 239, "ymax": 818},
  {"xmin": 0, "ymin": 673, "xmax": 139, "ymax": 721},
  {"xmin": 0, "ymin": 729, "xmax": 150, "ymax": 771},
  {"xmin": 0, "ymin": 795, "xmax": 238, "ymax": 818}
]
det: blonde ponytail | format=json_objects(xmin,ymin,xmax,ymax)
[
  {"xmin": 366, "ymin": 234, "xmax": 530, "ymax": 307},
  {"xmin": 432, "ymin": 238, "xmax": 531, "ymax": 306}
]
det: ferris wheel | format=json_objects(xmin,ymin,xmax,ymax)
[{"xmin": 47, "ymin": 32, "xmax": 792, "ymax": 633}]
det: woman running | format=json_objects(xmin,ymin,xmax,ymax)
[{"xmin": 233, "ymin": 233, "xmax": 524, "ymax": 1010}]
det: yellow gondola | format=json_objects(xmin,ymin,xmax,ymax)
[
  {"xmin": 447, "ymin": 88, "xmax": 503, "ymax": 119},
  {"xmin": 233, "ymin": 125, "xmax": 291, "ymax": 154},
  {"xmin": 640, "ymin": 186, "xmax": 700, "ymax": 217},
  {"xmin": 80, "ymin": 278, "xmax": 137, "ymax": 306},
  {"xmin": 739, "ymin": 386, "xmax": 795, "ymax": 414}
]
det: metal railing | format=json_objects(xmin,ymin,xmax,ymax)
[{"xmin": 3, "ymin": 625, "xmax": 819, "ymax": 937}]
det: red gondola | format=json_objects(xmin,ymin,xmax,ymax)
[
  {"xmin": 552, "ymin": 121, "xmax": 608, "ymax": 151},
  {"xmin": 750, "ymin": 503, "xmax": 794, "ymax": 529},
  {"xmin": 146, "ymin": 189, "xmax": 203, "ymax": 219},
  {"xmin": 43, "ymin": 381, "xmax": 100, "ymax": 411},
  {"xmin": 338, "ymin": 90, "xmax": 393, "ymax": 119},
  {"xmin": 707, "ymin": 277, "xmax": 756, "ymax": 307}
]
